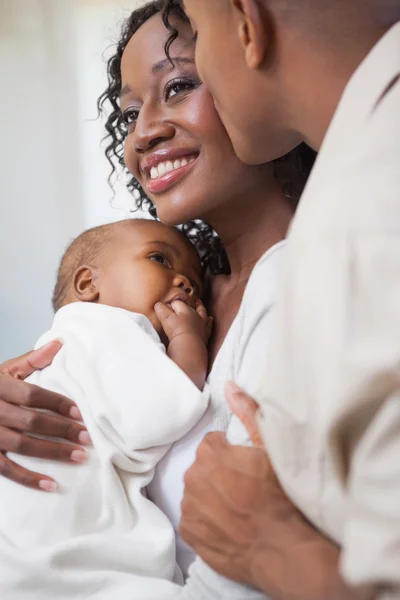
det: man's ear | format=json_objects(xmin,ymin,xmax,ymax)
[
  {"xmin": 73, "ymin": 265, "xmax": 100, "ymax": 303},
  {"xmin": 232, "ymin": 0, "xmax": 269, "ymax": 69}
]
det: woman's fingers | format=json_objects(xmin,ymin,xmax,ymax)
[
  {"xmin": 0, "ymin": 375, "xmax": 82, "ymax": 420},
  {"xmin": 0, "ymin": 340, "xmax": 63, "ymax": 380},
  {"xmin": 0, "ymin": 452, "xmax": 57, "ymax": 492},
  {"xmin": 0, "ymin": 400, "xmax": 90, "ymax": 445},
  {"xmin": 225, "ymin": 381, "xmax": 266, "ymax": 450},
  {"xmin": 0, "ymin": 425, "xmax": 88, "ymax": 463}
]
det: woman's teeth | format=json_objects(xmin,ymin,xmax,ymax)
[{"xmin": 150, "ymin": 157, "xmax": 196, "ymax": 180}]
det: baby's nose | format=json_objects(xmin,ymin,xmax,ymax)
[{"xmin": 174, "ymin": 274, "xmax": 194, "ymax": 296}]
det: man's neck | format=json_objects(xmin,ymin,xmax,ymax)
[
  {"xmin": 282, "ymin": 24, "xmax": 396, "ymax": 150},
  {"xmin": 207, "ymin": 180, "xmax": 293, "ymax": 285}
]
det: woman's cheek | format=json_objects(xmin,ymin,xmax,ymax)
[{"xmin": 124, "ymin": 136, "xmax": 139, "ymax": 180}]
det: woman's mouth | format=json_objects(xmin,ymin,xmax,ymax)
[{"xmin": 145, "ymin": 155, "xmax": 198, "ymax": 194}]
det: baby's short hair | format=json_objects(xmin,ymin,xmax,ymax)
[{"xmin": 52, "ymin": 223, "xmax": 117, "ymax": 313}]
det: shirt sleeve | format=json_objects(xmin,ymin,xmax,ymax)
[
  {"xmin": 328, "ymin": 230, "xmax": 400, "ymax": 593},
  {"xmin": 326, "ymin": 85, "xmax": 400, "ymax": 595},
  {"xmin": 89, "ymin": 314, "xmax": 209, "ymax": 471}
]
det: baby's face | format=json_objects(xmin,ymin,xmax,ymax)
[{"xmin": 96, "ymin": 220, "xmax": 203, "ymax": 335}]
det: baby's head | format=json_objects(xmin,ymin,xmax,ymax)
[{"xmin": 53, "ymin": 219, "xmax": 203, "ymax": 336}]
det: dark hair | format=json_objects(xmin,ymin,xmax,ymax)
[
  {"xmin": 52, "ymin": 222, "xmax": 116, "ymax": 312},
  {"xmin": 97, "ymin": 0, "xmax": 315, "ymax": 275}
]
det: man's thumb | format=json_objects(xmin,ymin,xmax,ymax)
[{"xmin": 225, "ymin": 381, "xmax": 265, "ymax": 449}]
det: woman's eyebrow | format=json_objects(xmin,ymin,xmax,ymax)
[
  {"xmin": 120, "ymin": 84, "xmax": 132, "ymax": 98},
  {"xmin": 152, "ymin": 57, "xmax": 195, "ymax": 73}
]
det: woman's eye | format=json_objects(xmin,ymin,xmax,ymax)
[
  {"xmin": 150, "ymin": 254, "xmax": 171, "ymax": 267},
  {"xmin": 122, "ymin": 107, "xmax": 140, "ymax": 126},
  {"xmin": 165, "ymin": 77, "xmax": 200, "ymax": 102}
]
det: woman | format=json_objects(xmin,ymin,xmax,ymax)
[{"xmin": 0, "ymin": 0, "xmax": 320, "ymax": 596}]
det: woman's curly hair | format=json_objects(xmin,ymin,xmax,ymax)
[{"xmin": 97, "ymin": 0, "xmax": 316, "ymax": 275}]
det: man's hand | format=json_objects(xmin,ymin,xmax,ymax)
[
  {"xmin": 180, "ymin": 383, "xmax": 372, "ymax": 600},
  {"xmin": 155, "ymin": 299, "xmax": 213, "ymax": 346}
]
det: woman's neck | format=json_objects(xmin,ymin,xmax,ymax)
[
  {"xmin": 205, "ymin": 177, "xmax": 294, "ymax": 368},
  {"xmin": 208, "ymin": 179, "xmax": 294, "ymax": 285}
]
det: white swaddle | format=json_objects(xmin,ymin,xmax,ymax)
[{"xmin": 0, "ymin": 303, "xmax": 209, "ymax": 599}]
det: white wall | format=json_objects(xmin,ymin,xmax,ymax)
[
  {"xmin": 0, "ymin": 0, "xmax": 147, "ymax": 361},
  {"xmin": 0, "ymin": 0, "xmax": 84, "ymax": 361},
  {"xmin": 0, "ymin": 0, "xmax": 150, "ymax": 361},
  {"xmin": 76, "ymin": 0, "xmax": 145, "ymax": 227}
]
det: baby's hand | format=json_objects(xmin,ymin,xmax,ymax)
[{"xmin": 155, "ymin": 300, "xmax": 213, "ymax": 346}]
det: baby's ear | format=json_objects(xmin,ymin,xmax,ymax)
[{"xmin": 73, "ymin": 265, "xmax": 100, "ymax": 303}]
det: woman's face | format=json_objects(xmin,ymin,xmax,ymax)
[{"xmin": 121, "ymin": 14, "xmax": 272, "ymax": 226}]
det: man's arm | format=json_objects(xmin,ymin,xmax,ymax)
[{"xmin": 180, "ymin": 387, "xmax": 375, "ymax": 600}]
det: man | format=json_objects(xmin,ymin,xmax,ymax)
[{"xmin": 179, "ymin": 1, "xmax": 400, "ymax": 599}]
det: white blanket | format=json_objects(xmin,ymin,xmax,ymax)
[{"xmin": 0, "ymin": 303, "xmax": 209, "ymax": 599}]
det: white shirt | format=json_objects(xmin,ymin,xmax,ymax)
[
  {"xmin": 148, "ymin": 241, "xmax": 286, "ymax": 585},
  {"xmin": 0, "ymin": 303, "xmax": 208, "ymax": 599},
  {"xmin": 258, "ymin": 23, "xmax": 400, "ymax": 598}
]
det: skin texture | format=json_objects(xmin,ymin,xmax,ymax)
[{"xmin": 183, "ymin": 0, "xmax": 397, "ymax": 162}]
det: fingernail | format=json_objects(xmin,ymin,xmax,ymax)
[
  {"xmin": 78, "ymin": 431, "xmax": 92, "ymax": 446},
  {"xmin": 225, "ymin": 381, "xmax": 242, "ymax": 397},
  {"xmin": 70, "ymin": 450, "xmax": 88, "ymax": 463},
  {"xmin": 39, "ymin": 479, "xmax": 58, "ymax": 493},
  {"xmin": 39, "ymin": 338, "xmax": 63, "ymax": 349},
  {"xmin": 69, "ymin": 406, "xmax": 82, "ymax": 420}
]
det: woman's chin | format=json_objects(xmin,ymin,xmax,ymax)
[{"xmin": 154, "ymin": 199, "xmax": 202, "ymax": 228}]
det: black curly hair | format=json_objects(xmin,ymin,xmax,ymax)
[{"xmin": 97, "ymin": 0, "xmax": 316, "ymax": 275}]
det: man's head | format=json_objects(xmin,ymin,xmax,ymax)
[
  {"xmin": 53, "ymin": 219, "xmax": 203, "ymax": 336},
  {"xmin": 182, "ymin": 0, "xmax": 400, "ymax": 163}
]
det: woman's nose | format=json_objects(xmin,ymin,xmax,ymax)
[{"xmin": 133, "ymin": 105, "xmax": 175, "ymax": 153}]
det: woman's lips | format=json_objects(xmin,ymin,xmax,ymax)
[{"xmin": 146, "ymin": 155, "xmax": 198, "ymax": 195}]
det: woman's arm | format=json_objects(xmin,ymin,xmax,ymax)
[{"xmin": 0, "ymin": 341, "xmax": 90, "ymax": 490}]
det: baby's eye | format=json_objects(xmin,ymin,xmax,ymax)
[{"xmin": 150, "ymin": 253, "xmax": 171, "ymax": 267}]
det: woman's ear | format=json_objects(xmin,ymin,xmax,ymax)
[
  {"xmin": 73, "ymin": 266, "xmax": 100, "ymax": 303},
  {"xmin": 232, "ymin": 0, "xmax": 269, "ymax": 69}
]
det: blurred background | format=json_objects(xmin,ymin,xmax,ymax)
[{"xmin": 0, "ymin": 0, "xmax": 146, "ymax": 361}]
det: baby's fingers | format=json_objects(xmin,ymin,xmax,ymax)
[
  {"xmin": 195, "ymin": 299, "xmax": 208, "ymax": 321},
  {"xmin": 154, "ymin": 302, "xmax": 175, "ymax": 323}
]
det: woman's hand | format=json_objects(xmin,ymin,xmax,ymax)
[
  {"xmin": 0, "ymin": 341, "xmax": 91, "ymax": 491},
  {"xmin": 180, "ymin": 383, "xmax": 374, "ymax": 600}
]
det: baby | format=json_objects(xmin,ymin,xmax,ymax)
[{"xmin": 0, "ymin": 219, "xmax": 211, "ymax": 599}]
